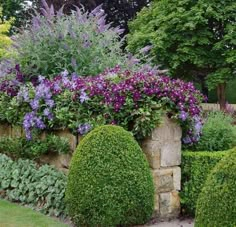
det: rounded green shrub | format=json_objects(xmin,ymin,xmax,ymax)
[
  {"xmin": 195, "ymin": 111, "xmax": 236, "ymax": 151},
  {"xmin": 65, "ymin": 125, "xmax": 154, "ymax": 226},
  {"xmin": 195, "ymin": 149, "xmax": 236, "ymax": 226}
]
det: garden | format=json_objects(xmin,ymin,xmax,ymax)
[{"xmin": 0, "ymin": 0, "xmax": 235, "ymax": 226}]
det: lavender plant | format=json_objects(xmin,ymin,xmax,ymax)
[{"xmin": 12, "ymin": 2, "xmax": 134, "ymax": 78}]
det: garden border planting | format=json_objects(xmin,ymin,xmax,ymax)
[
  {"xmin": 181, "ymin": 150, "xmax": 229, "ymax": 215},
  {"xmin": 0, "ymin": 115, "xmax": 183, "ymax": 219}
]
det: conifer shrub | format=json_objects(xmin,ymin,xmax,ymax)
[
  {"xmin": 195, "ymin": 149, "xmax": 236, "ymax": 226},
  {"xmin": 65, "ymin": 125, "xmax": 154, "ymax": 226}
]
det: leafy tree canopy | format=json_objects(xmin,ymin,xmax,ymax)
[
  {"xmin": 0, "ymin": 0, "xmax": 36, "ymax": 31},
  {"xmin": 127, "ymin": 0, "xmax": 236, "ymax": 106}
]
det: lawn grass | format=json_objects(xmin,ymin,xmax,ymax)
[{"xmin": 0, "ymin": 199, "xmax": 69, "ymax": 227}]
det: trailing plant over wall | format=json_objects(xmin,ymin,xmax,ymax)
[{"xmin": 0, "ymin": 66, "xmax": 204, "ymax": 143}]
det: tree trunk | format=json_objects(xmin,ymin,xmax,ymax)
[
  {"xmin": 217, "ymin": 83, "xmax": 226, "ymax": 110},
  {"xmin": 201, "ymin": 79, "xmax": 208, "ymax": 99}
]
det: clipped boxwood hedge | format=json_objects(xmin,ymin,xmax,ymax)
[
  {"xmin": 195, "ymin": 150, "xmax": 236, "ymax": 226},
  {"xmin": 65, "ymin": 125, "xmax": 154, "ymax": 226},
  {"xmin": 181, "ymin": 150, "xmax": 228, "ymax": 215},
  {"xmin": 0, "ymin": 154, "xmax": 67, "ymax": 217}
]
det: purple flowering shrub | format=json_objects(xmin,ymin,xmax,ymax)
[
  {"xmin": 11, "ymin": 2, "xmax": 139, "ymax": 78},
  {"xmin": 0, "ymin": 65, "xmax": 204, "ymax": 143}
]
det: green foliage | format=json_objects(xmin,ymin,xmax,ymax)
[
  {"xmin": 195, "ymin": 150, "xmax": 236, "ymax": 226},
  {"xmin": 127, "ymin": 0, "xmax": 236, "ymax": 89},
  {"xmin": 181, "ymin": 150, "xmax": 228, "ymax": 216},
  {"xmin": 65, "ymin": 125, "xmax": 154, "ymax": 226},
  {"xmin": 0, "ymin": 154, "xmax": 67, "ymax": 217},
  {"xmin": 0, "ymin": 134, "xmax": 70, "ymax": 159},
  {"xmin": 194, "ymin": 111, "xmax": 236, "ymax": 151}
]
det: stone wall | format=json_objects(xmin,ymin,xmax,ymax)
[
  {"xmin": 142, "ymin": 116, "xmax": 182, "ymax": 219},
  {"xmin": 0, "ymin": 116, "xmax": 182, "ymax": 219}
]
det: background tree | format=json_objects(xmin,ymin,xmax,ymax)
[
  {"xmin": 0, "ymin": 7, "xmax": 12, "ymax": 60},
  {"xmin": 127, "ymin": 0, "xmax": 236, "ymax": 109},
  {"xmin": 0, "ymin": 0, "xmax": 36, "ymax": 31}
]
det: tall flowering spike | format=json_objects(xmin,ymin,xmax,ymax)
[
  {"xmin": 41, "ymin": 0, "xmax": 50, "ymax": 12},
  {"xmin": 40, "ymin": 0, "xmax": 55, "ymax": 21},
  {"xmin": 114, "ymin": 26, "xmax": 125, "ymax": 35},
  {"xmin": 50, "ymin": 4, "xmax": 55, "ymax": 17},
  {"xmin": 140, "ymin": 45, "xmax": 153, "ymax": 54},
  {"xmin": 32, "ymin": 16, "xmax": 41, "ymax": 31},
  {"xmin": 90, "ymin": 5, "xmax": 103, "ymax": 16},
  {"xmin": 57, "ymin": 6, "xmax": 64, "ymax": 18}
]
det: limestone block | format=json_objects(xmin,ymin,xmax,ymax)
[
  {"xmin": 53, "ymin": 129, "xmax": 77, "ymax": 152},
  {"xmin": 0, "ymin": 123, "xmax": 11, "ymax": 137},
  {"xmin": 154, "ymin": 193, "xmax": 159, "ymax": 213},
  {"xmin": 160, "ymin": 141, "xmax": 181, "ymax": 167},
  {"xmin": 39, "ymin": 153, "xmax": 72, "ymax": 173},
  {"xmin": 151, "ymin": 116, "xmax": 182, "ymax": 143},
  {"xmin": 152, "ymin": 168, "xmax": 174, "ymax": 193},
  {"xmin": 173, "ymin": 125, "xmax": 182, "ymax": 142},
  {"xmin": 10, "ymin": 125, "xmax": 22, "ymax": 138},
  {"xmin": 173, "ymin": 167, "xmax": 181, "ymax": 191},
  {"xmin": 151, "ymin": 119, "xmax": 172, "ymax": 142},
  {"xmin": 159, "ymin": 191, "xmax": 180, "ymax": 218},
  {"xmin": 142, "ymin": 140, "xmax": 161, "ymax": 169},
  {"xmin": 59, "ymin": 153, "xmax": 72, "ymax": 168}
]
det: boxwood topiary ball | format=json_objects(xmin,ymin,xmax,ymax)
[
  {"xmin": 195, "ymin": 149, "xmax": 236, "ymax": 226},
  {"xmin": 65, "ymin": 125, "xmax": 154, "ymax": 226}
]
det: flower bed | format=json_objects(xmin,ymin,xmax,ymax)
[{"xmin": 0, "ymin": 65, "xmax": 204, "ymax": 143}]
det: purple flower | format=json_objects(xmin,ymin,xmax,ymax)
[
  {"xmin": 43, "ymin": 108, "xmax": 53, "ymax": 120},
  {"xmin": 61, "ymin": 70, "xmax": 69, "ymax": 77},
  {"xmin": 35, "ymin": 117, "xmax": 46, "ymax": 129},
  {"xmin": 26, "ymin": 131, "xmax": 32, "ymax": 140},
  {"xmin": 179, "ymin": 111, "xmax": 188, "ymax": 121},
  {"xmin": 30, "ymin": 99, "xmax": 39, "ymax": 110},
  {"xmin": 79, "ymin": 90, "xmax": 89, "ymax": 103},
  {"xmin": 17, "ymin": 87, "xmax": 29, "ymax": 102},
  {"xmin": 43, "ymin": 108, "xmax": 50, "ymax": 117},
  {"xmin": 38, "ymin": 75, "xmax": 45, "ymax": 83},
  {"xmin": 45, "ymin": 99, "xmax": 55, "ymax": 108},
  {"xmin": 182, "ymin": 136, "xmax": 192, "ymax": 144},
  {"xmin": 78, "ymin": 123, "xmax": 91, "ymax": 135}
]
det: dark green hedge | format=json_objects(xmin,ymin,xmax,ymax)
[
  {"xmin": 181, "ymin": 150, "xmax": 229, "ymax": 216},
  {"xmin": 65, "ymin": 125, "xmax": 154, "ymax": 226},
  {"xmin": 195, "ymin": 150, "xmax": 236, "ymax": 226}
]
